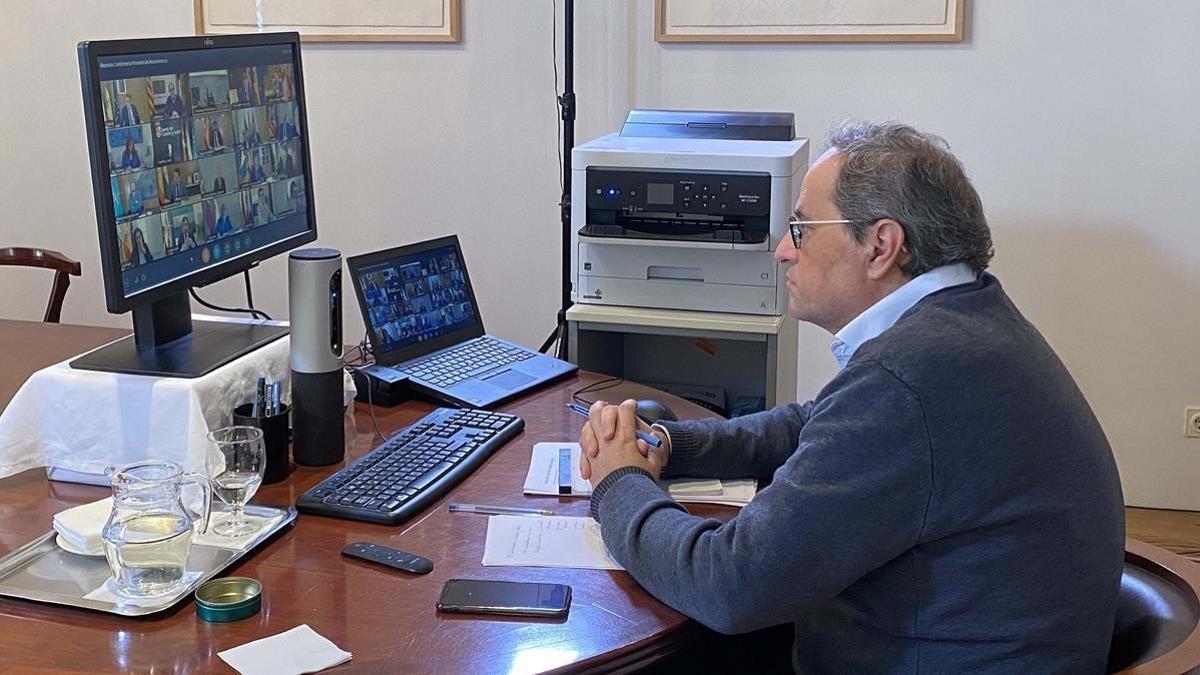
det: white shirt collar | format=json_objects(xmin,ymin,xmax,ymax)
[{"xmin": 830, "ymin": 262, "xmax": 978, "ymax": 368}]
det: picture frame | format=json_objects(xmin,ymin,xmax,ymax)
[
  {"xmin": 194, "ymin": 0, "xmax": 461, "ymax": 43},
  {"xmin": 654, "ymin": 0, "xmax": 965, "ymax": 43}
]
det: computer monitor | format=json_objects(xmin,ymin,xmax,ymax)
[{"xmin": 74, "ymin": 32, "xmax": 317, "ymax": 377}]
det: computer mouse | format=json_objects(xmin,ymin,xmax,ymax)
[{"xmin": 636, "ymin": 399, "xmax": 678, "ymax": 425}]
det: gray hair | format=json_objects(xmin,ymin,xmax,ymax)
[{"xmin": 826, "ymin": 121, "xmax": 993, "ymax": 275}]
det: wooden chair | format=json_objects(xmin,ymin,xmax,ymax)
[{"xmin": 0, "ymin": 247, "xmax": 82, "ymax": 323}]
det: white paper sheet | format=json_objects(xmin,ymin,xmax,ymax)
[
  {"xmin": 481, "ymin": 515, "xmax": 623, "ymax": 570},
  {"xmin": 522, "ymin": 442, "xmax": 756, "ymax": 506}
]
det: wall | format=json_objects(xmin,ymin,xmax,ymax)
[
  {"xmin": 0, "ymin": 0, "xmax": 629, "ymax": 351},
  {"xmin": 4, "ymin": 1, "xmax": 1199, "ymax": 509},
  {"xmin": 631, "ymin": 0, "xmax": 1200, "ymax": 509}
]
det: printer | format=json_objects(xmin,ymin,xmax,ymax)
[{"xmin": 571, "ymin": 109, "xmax": 808, "ymax": 315}]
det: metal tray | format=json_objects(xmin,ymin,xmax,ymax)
[{"xmin": 0, "ymin": 504, "xmax": 296, "ymax": 617}]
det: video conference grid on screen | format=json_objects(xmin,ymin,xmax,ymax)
[
  {"xmin": 359, "ymin": 245, "xmax": 478, "ymax": 353},
  {"xmin": 99, "ymin": 45, "xmax": 309, "ymax": 295}
]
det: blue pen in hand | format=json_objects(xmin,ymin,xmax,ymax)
[{"xmin": 567, "ymin": 402, "xmax": 662, "ymax": 448}]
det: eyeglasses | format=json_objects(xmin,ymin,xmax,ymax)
[{"xmin": 786, "ymin": 216, "xmax": 851, "ymax": 248}]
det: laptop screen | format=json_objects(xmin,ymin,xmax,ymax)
[{"xmin": 349, "ymin": 236, "xmax": 485, "ymax": 361}]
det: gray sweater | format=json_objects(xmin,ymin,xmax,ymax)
[{"xmin": 591, "ymin": 274, "xmax": 1124, "ymax": 673}]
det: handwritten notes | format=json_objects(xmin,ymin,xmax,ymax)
[{"xmin": 481, "ymin": 516, "xmax": 623, "ymax": 570}]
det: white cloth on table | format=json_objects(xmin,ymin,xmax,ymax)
[{"xmin": 0, "ymin": 319, "xmax": 356, "ymax": 480}]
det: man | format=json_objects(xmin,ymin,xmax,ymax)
[
  {"xmin": 162, "ymin": 82, "xmax": 186, "ymax": 119},
  {"xmin": 177, "ymin": 216, "xmax": 197, "ymax": 250},
  {"xmin": 208, "ymin": 117, "xmax": 225, "ymax": 151},
  {"xmin": 244, "ymin": 152, "xmax": 266, "ymax": 184},
  {"xmin": 239, "ymin": 74, "xmax": 253, "ymax": 106},
  {"xmin": 116, "ymin": 94, "xmax": 140, "ymax": 126},
  {"xmin": 579, "ymin": 122, "xmax": 1124, "ymax": 673},
  {"xmin": 125, "ymin": 182, "xmax": 143, "ymax": 216},
  {"xmin": 283, "ymin": 148, "xmax": 297, "ymax": 176},
  {"xmin": 215, "ymin": 204, "xmax": 234, "ymax": 237},
  {"xmin": 168, "ymin": 168, "xmax": 186, "ymax": 199},
  {"xmin": 281, "ymin": 113, "xmax": 298, "ymax": 140},
  {"xmin": 166, "ymin": 168, "xmax": 186, "ymax": 202},
  {"xmin": 287, "ymin": 181, "xmax": 304, "ymax": 213},
  {"xmin": 250, "ymin": 188, "xmax": 272, "ymax": 226}
]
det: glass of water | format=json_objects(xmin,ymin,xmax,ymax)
[{"xmin": 206, "ymin": 426, "xmax": 266, "ymax": 537}]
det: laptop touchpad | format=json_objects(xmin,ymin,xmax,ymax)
[{"xmin": 482, "ymin": 369, "xmax": 535, "ymax": 390}]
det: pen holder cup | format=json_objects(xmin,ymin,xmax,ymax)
[{"xmin": 232, "ymin": 402, "xmax": 292, "ymax": 484}]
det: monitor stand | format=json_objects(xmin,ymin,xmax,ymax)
[{"xmin": 70, "ymin": 292, "xmax": 289, "ymax": 378}]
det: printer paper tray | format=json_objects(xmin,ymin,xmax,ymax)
[{"xmin": 577, "ymin": 233, "xmax": 770, "ymax": 252}]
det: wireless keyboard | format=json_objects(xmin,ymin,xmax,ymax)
[{"xmin": 296, "ymin": 407, "xmax": 524, "ymax": 525}]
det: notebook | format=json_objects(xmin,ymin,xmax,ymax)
[{"xmin": 347, "ymin": 235, "xmax": 577, "ymax": 408}]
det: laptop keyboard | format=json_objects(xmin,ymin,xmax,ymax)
[{"xmin": 406, "ymin": 337, "xmax": 536, "ymax": 388}]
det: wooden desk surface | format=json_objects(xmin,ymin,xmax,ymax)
[
  {"xmin": 1, "ymin": 319, "xmax": 1198, "ymax": 672},
  {"xmin": 0, "ymin": 319, "xmax": 726, "ymax": 673}
]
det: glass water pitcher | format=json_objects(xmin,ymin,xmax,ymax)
[{"xmin": 101, "ymin": 460, "xmax": 212, "ymax": 598}]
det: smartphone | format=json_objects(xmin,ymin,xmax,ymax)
[{"xmin": 436, "ymin": 579, "xmax": 572, "ymax": 618}]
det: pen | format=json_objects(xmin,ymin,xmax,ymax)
[
  {"xmin": 271, "ymin": 381, "xmax": 282, "ymax": 415},
  {"xmin": 253, "ymin": 376, "xmax": 266, "ymax": 417},
  {"xmin": 566, "ymin": 402, "xmax": 663, "ymax": 448},
  {"xmin": 448, "ymin": 503, "xmax": 554, "ymax": 517},
  {"xmin": 259, "ymin": 376, "xmax": 268, "ymax": 416}
]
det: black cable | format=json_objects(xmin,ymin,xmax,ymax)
[
  {"xmin": 552, "ymin": 0, "xmax": 563, "ymax": 194},
  {"xmin": 342, "ymin": 339, "xmax": 386, "ymax": 442},
  {"xmin": 571, "ymin": 376, "xmax": 625, "ymax": 407},
  {"xmin": 189, "ymin": 287, "xmax": 271, "ymax": 321},
  {"xmin": 539, "ymin": 0, "xmax": 565, "ymax": 356},
  {"xmin": 243, "ymin": 270, "xmax": 257, "ymax": 313},
  {"xmin": 539, "ymin": 327, "xmax": 559, "ymax": 354}
]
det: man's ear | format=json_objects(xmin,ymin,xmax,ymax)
[{"xmin": 865, "ymin": 219, "xmax": 908, "ymax": 280}]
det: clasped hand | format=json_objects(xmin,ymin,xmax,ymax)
[{"xmin": 578, "ymin": 399, "xmax": 668, "ymax": 488}]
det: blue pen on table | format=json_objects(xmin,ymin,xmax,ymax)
[{"xmin": 566, "ymin": 402, "xmax": 662, "ymax": 448}]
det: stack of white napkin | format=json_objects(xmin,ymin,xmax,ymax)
[
  {"xmin": 52, "ymin": 497, "xmax": 284, "ymax": 556},
  {"xmin": 52, "ymin": 497, "xmax": 112, "ymax": 556}
]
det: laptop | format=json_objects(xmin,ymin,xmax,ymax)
[{"xmin": 347, "ymin": 235, "xmax": 577, "ymax": 408}]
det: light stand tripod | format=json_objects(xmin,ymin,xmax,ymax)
[{"xmin": 539, "ymin": 0, "xmax": 575, "ymax": 361}]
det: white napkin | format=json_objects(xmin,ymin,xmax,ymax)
[
  {"xmin": 52, "ymin": 497, "xmax": 112, "ymax": 556},
  {"xmin": 218, "ymin": 624, "xmax": 352, "ymax": 675}
]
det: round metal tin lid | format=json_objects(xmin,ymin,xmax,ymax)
[{"xmin": 195, "ymin": 577, "xmax": 262, "ymax": 622}]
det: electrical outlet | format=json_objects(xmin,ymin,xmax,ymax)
[{"xmin": 1186, "ymin": 408, "xmax": 1200, "ymax": 438}]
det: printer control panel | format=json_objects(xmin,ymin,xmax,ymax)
[{"xmin": 586, "ymin": 168, "xmax": 770, "ymax": 217}]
